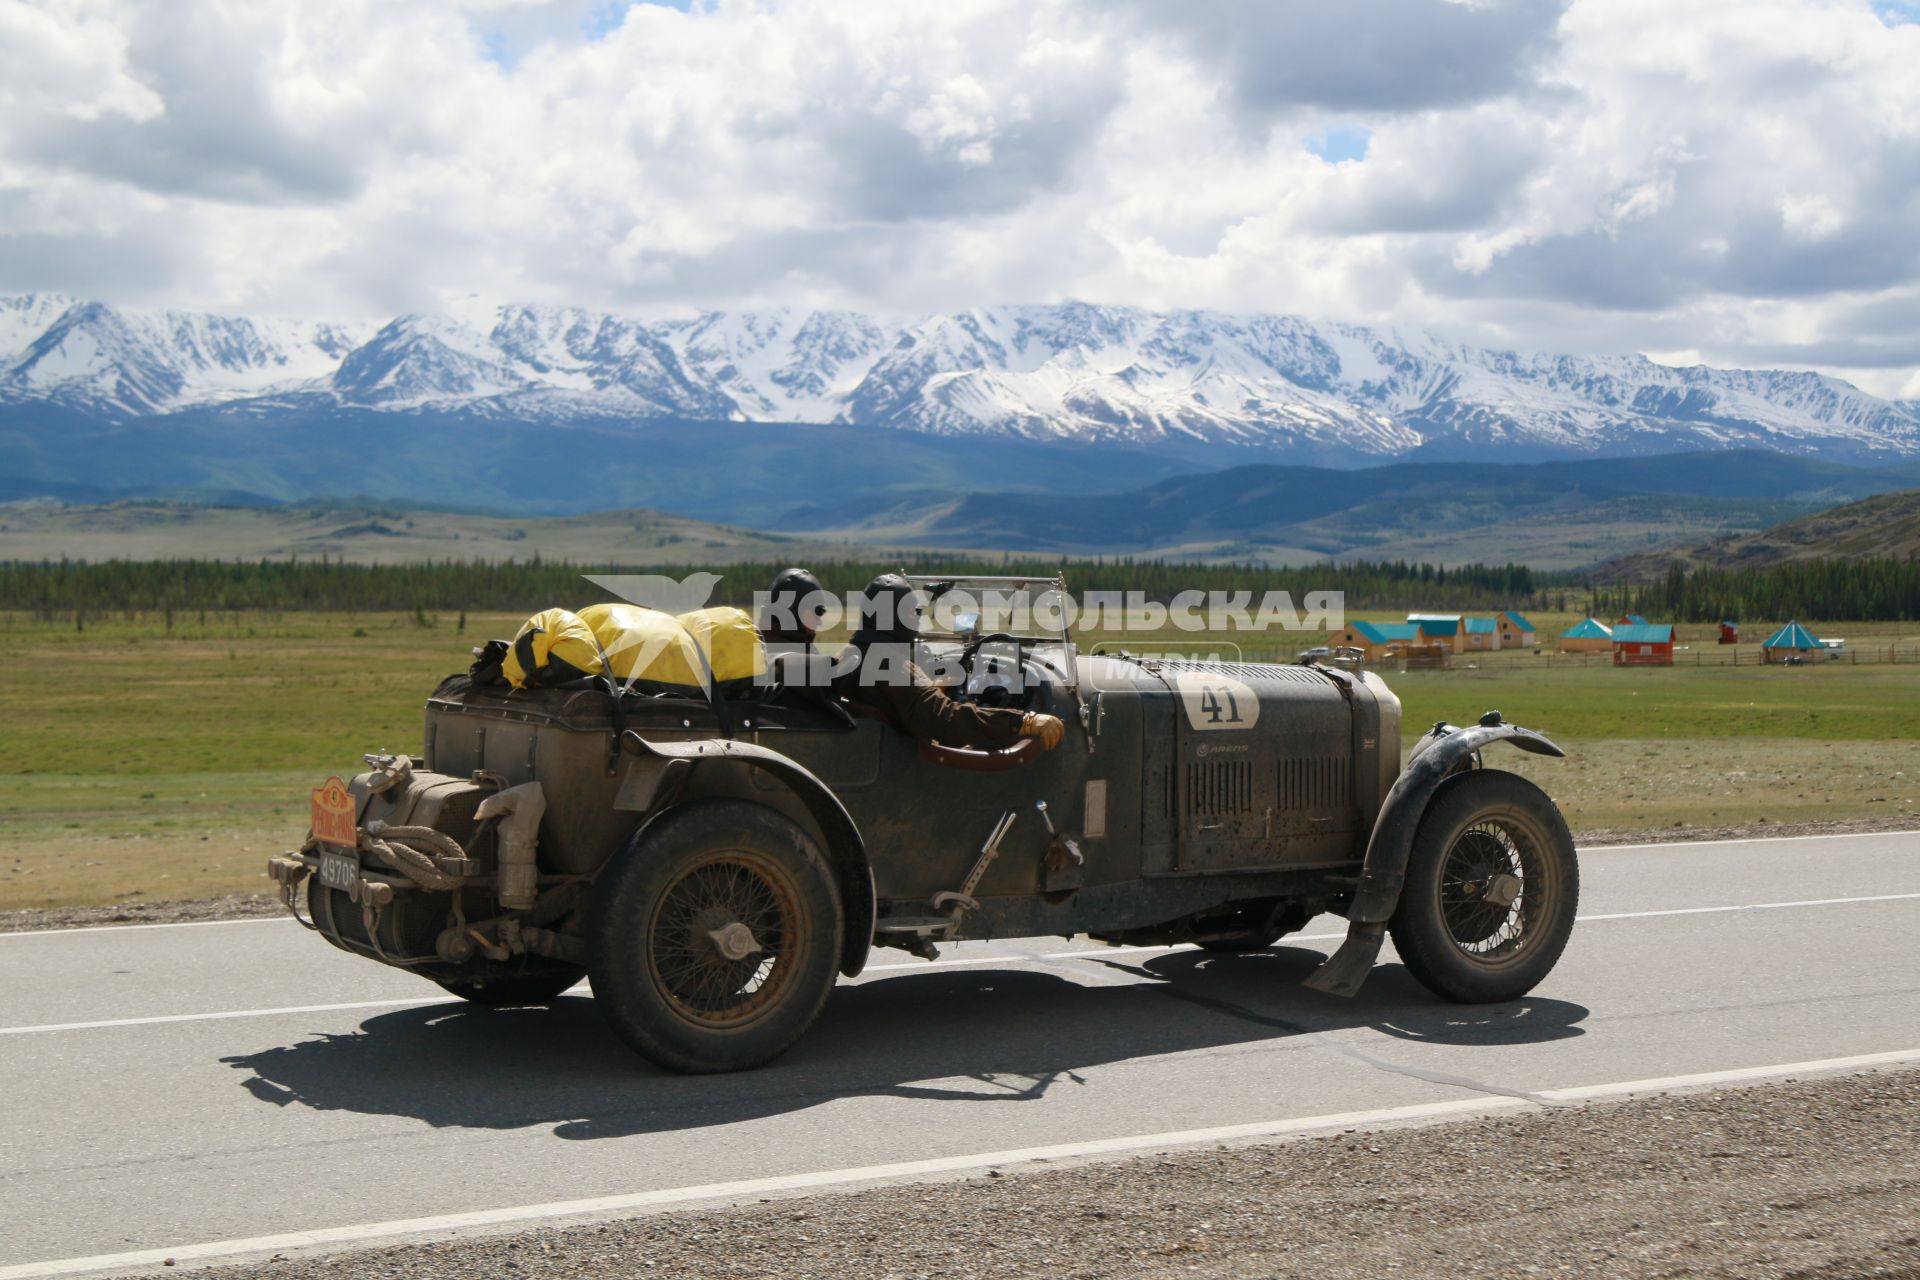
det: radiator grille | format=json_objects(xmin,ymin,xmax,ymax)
[
  {"xmin": 1187, "ymin": 759, "xmax": 1255, "ymax": 815},
  {"xmin": 1278, "ymin": 755, "xmax": 1351, "ymax": 811}
]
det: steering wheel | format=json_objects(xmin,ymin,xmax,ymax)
[{"xmin": 959, "ymin": 631, "xmax": 1020, "ymax": 674}]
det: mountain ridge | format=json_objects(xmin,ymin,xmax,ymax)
[
  {"xmin": 4, "ymin": 294, "xmax": 1917, "ymax": 466},
  {"xmin": 9, "ymin": 445, "xmax": 1916, "ymax": 573}
]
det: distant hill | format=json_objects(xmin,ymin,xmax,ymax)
[
  {"xmin": 1594, "ymin": 488, "xmax": 1920, "ymax": 580},
  {"xmin": 8, "ymin": 448, "xmax": 1920, "ymax": 571},
  {"xmin": 0, "ymin": 406, "xmax": 1196, "ymax": 527},
  {"xmin": 800, "ymin": 449, "xmax": 1920, "ymax": 570},
  {"xmin": 0, "ymin": 499, "xmax": 889, "ymax": 566}
]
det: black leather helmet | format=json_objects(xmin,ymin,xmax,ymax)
[
  {"xmin": 851, "ymin": 573, "xmax": 925, "ymax": 647},
  {"xmin": 759, "ymin": 566, "xmax": 826, "ymax": 643}
]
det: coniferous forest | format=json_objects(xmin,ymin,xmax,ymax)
[{"xmin": 4, "ymin": 555, "xmax": 1918, "ymax": 622}]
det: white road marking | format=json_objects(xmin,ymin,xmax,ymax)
[
  {"xmin": 1582, "ymin": 828, "xmax": 1920, "ymax": 852},
  {"xmin": 0, "ymin": 916, "xmax": 290, "ymax": 939},
  {"xmin": 0, "ymin": 996, "xmax": 459, "ymax": 1037},
  {"xmin": 2, "ymin": 827, "xmax": 1914, "ymax": 941},
  {"xmin": 3, "ymin": 1047, "xmax": 1915, "ymax": 1280},
  {"xmin": 1580, "ymin": 892, "xmax": 1920, "ymax": 921},
  {"xmin": 3, "ymin": 891, "xmax": 1918, "ymax": 1038}
]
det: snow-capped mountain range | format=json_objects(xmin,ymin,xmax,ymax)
[{"xmin": 4, "ymin": 293, "xmax": 1916, "ymax": 464}]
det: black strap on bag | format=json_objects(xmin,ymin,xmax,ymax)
[{"xmin": 469, "ymin": 638, "xmax": 511, "ymax": 687}]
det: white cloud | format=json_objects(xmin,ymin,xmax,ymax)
[{"xmin": 0, "ymin": 0, "xmax": 1914, "ymax": 398}]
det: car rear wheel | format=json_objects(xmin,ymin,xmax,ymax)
[
  {"xmin": 1389, "ymin": 769, "xmax": 1578, "ymax": 1003},
  {"xmin": 587, "ymin": 800, "xmax": 843, "ymax": 1073}
]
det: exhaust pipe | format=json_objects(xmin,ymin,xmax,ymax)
[{"xmin": 475, "ymin": 781, "xmax": 546, "ymax": 910}]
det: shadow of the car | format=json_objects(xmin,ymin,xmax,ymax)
[{"xmin": 220, "ymin": 947, "xmax": 1587, "ymax": 1141}]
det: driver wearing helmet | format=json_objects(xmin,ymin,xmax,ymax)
[{"xmin": 836, "ymin": 573, "xmax": 1065, "ymax": 751}]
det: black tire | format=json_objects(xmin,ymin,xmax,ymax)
[
  {"xmin": 434, "ymin": 967, "xmax": 585, "ymax": 1006},
  {"xmin": 587, "ymin": 799, "xmax": 843, "ymax": 1073},
  {"xmin": 1196, "ymin": 903, "xmax": 1313, "ymax": 953},
  {"xmin": 1389, "ymin": 769, "xmax": 1578, "ymax": 1003}
]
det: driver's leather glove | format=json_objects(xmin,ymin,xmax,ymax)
[{"xmin": 1019, "ymin": 712, "xmax": 1065, "ymax": 750}]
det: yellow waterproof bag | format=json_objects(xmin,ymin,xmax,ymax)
[
  {"xmin": 579, "ymin": 603, "xmax": 766, "ymax": 690},
  {"xmin": 676, "ymin": 606, "xmax": 768, "ymax": 687},
  {"xmin": 502, "ymin": 607, "xmax": 605, "ymax": 689}
]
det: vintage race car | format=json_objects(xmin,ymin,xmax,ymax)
[{"xmin": 270, "ymin": 574, "xmax": 1577, "ymax": 1073}]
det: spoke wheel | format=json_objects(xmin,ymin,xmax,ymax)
[
  {"xmin": 1390, "ymin": 770, "xmax": 1578, "ymax": 1003},
  {"xmin": 1439, "ymin": 825, "xmax": 1534, "ymax": 957},
  {"xmin": 588, "ymin": 800, "xmax": 843, "ymax": 1073},
  {"xmin": 646, "ymin": 851, "xmax": 801, "ymax": 1029}
]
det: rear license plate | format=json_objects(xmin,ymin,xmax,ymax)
[{"xmin": 318, "ymin": 851, "xmax": 359, "ymax": 892}]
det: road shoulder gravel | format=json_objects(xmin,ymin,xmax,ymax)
[{"xmin": 178, "ymin": 1066, "xmax": 1919, "ymax": 1280}]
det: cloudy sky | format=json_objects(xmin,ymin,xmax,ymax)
[{"xmin": 2, "ymin": 0, "xmax": 1916, "ymax": 396}]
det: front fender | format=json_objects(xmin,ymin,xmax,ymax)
[
  {"xmin": 1302, "ymin": 718, "xmax": 1564, "ymax": 997},
  {"xmin": 621, "ymin": 732, "xmax": 877, "ymax": 978}
]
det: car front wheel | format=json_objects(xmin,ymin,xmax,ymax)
[{"xmin": 1389, "ymin": 769, "xmax": 1578, "ymax": 1003}]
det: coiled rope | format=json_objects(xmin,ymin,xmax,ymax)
[{"xmin": 363, "ymin": 823, "xmax": 469, "ymax": 892}]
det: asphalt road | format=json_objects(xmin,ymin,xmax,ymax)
[{"xmin": 2, "ymin": 831, "xmax": 1917, "ymax": 1276}]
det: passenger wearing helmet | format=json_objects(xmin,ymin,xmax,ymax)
[
  {"xmin": 758, "ymin": 566, "xmax": 834, "ymax": 689},
  {"xmin": 757, "ymin": 566, "xmax": 828, "ymax": 647},
  {"xmin": 835, "ymin": 573, "xmax": 1065, "ymax": 751}
]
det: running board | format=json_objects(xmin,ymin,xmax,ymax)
[{"xmin": 873, "ymin": 917, "xmax": 953, "ymax": 937}]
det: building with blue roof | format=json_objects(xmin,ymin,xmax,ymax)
[
  {"xmin": 1333, "ymin": 619, "xmax": 1421, "ymax": 661},
  {"xmin": 1762, "ymin": 621, "xmax": 1823, "ymax": 664},
  {"xmin": 1559, "ymin": 617, "xmax": 1613, "ymax": 653},
  {"xmin": 1406, "ymin": 613, "xmax": 1463, "ymax": 651},
  {"xmin": 1498, "ymin": 612, "xmax": 1537, "ymax": 647},
  {"xmin": 1613, "ymin": 622, "xmax": 1674, "ymax": 666}
]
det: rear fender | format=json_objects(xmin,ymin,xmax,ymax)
[
  {"xmin": 620, "ymin": 732, "xmax": 876, "ymax": 977},
  {"xmin": 1303, "ymin": 719, "xmax": 1563, "ymax": 997}
]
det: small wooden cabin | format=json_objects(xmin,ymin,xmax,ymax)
[
  {"xmin": 1559, "ymin": 617, "xmax": 1614, "ymax": 653},
  {"xmin": 1332, "ymin": 620, "xmax": 1420, "ymax": 662},
  {"xmin": 1498, "ymin": 612, "xmax": 1537, "ymax": 648},
  {"xmin": 1612, "ymin": 623, "xmax": 1674, "ymax": 667},
  {"xmin": 1762, "ymin": 621, "xmax": 1823, "ymax": 664},
  {"xmin": 1407, "ymin": 614, "xmax": 1463, "ymax": 653}
]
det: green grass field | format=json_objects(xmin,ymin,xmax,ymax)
[{"xmin": 3, "ymin": 609, "xmax": 1918, "ymax": 909}]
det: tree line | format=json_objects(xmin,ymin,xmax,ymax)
[
  {"xmin": 0, "ymin": 555, "xmax": 1545, "ymax": 617},
  {"xmin": 16, "ymin": 554, "xmax": 1919, "ymax": 623},
  {"xmin": 1597, "ymin": 558, "xmax": 1920, "ymax": 623}
]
